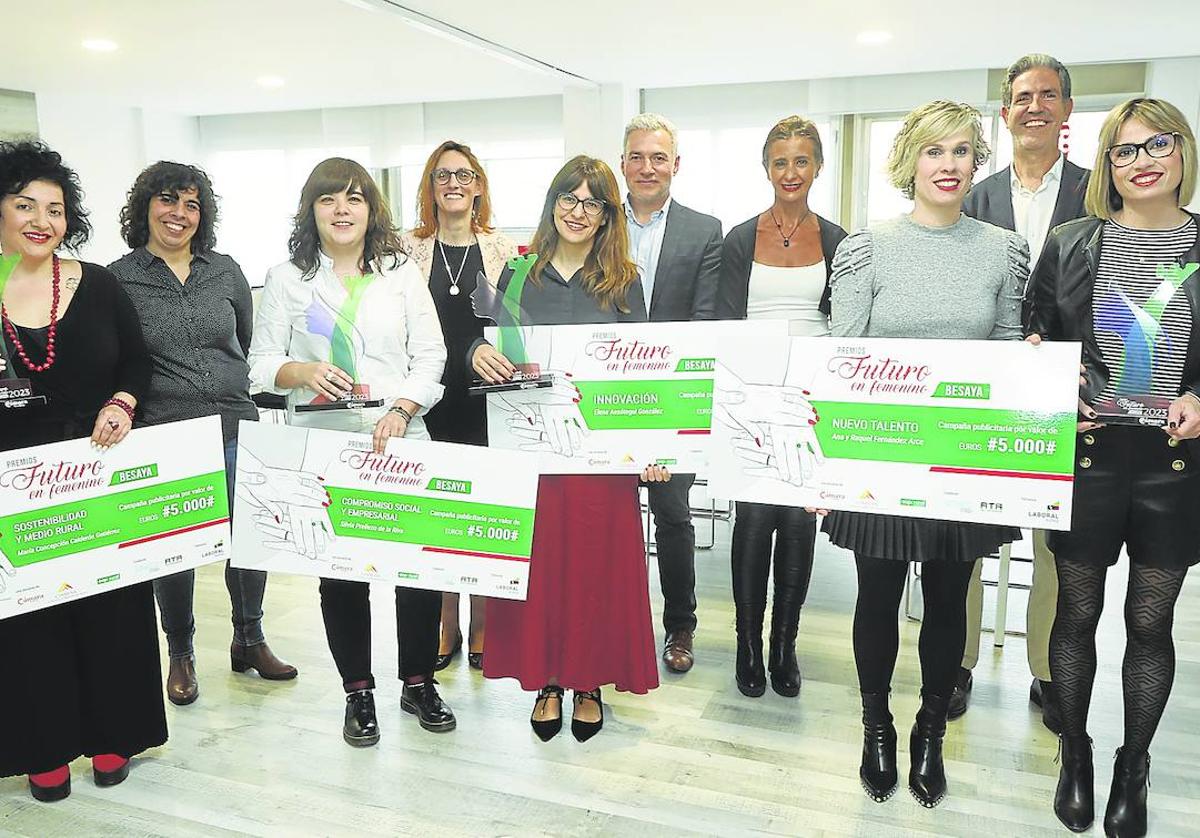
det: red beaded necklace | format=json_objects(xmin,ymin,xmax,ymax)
[{"xmin": 2, "ymin": 255, "xmax": 62, "ymax": 374}]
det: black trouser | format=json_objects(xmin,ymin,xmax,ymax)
[
  {"xmin": 731, "ymin": 502, "xmax": 816, "ymax": 613},
  {"xmin": 853, "ymin": 554, "xmax": 973, "ymax": 697},
  {"xmin": 646, "ymin": 474, "xmax": 697, "ymax": 633},
  {"xmin": 318, "ymin": 579, "xmax": 441, "ymax": 691}
]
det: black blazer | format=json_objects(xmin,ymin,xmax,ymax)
[
  {"xmin": 963, "ymin": 158, "xmax": 1090, "ymax": 235},
  {"xmin": 1028, "ymin": 212, "xmax": 1200, "ymax": 403},
  {"xmin": 716, "ymin": 213, "xmax": 848, "ymax": 319},
  {"xmin": 637, "ymin": 200, "xmax": 723, "ymax": 322}
]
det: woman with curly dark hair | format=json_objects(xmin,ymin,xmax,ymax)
[
  {"xmin": 108, "ymin": 161, "xmax": 297, "ymax": 708},
  {"xmin": 248, "ymin": 157, "xmax": 451, "ymax": 746},
  {"xmin": 0, "ymin": 140, "xmax": 164, "ymax": 801}
]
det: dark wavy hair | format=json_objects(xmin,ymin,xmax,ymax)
[
  {"xmin": 288, "ymin": 157, "xmax": 406, "ymax": 278},
  {"xmin": 119, "ymin": 161, "xmax": 219, "ymax": 252},
  {"xmin": 0, "ymin": 139, "xmax": 91, "ymax": 250}
]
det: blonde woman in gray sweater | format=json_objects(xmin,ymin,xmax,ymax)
[{"xmin": 825, "ymin": 101, "xmax": 1030, "ymax": 808}]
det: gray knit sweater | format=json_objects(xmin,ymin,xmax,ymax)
[{"xmin": 829, "ymin": 214, "xmax": 1029, "ymax": 340}]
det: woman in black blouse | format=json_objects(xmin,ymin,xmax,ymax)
[
  {"xmin": 0, "ymin": 141, "xmax": 165, "ymax": 802},
  {"xmin": 400, "ymin": 141, "xmax": 518, "ymax": 671},
  {"xmin": 1029, "ymin": 97, "xmax": 1200, "ymax": 837}
]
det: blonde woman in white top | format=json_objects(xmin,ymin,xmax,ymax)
[{"xmin": 248, "ymin": 157, "xmax": 452, "ymax": 747}]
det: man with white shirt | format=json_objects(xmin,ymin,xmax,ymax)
[
  {"xmin": 957, "ymin": 53, "xmax": 1090, "ymax": 732},
  {"xmin": 621, "ymin": 113, "xmax": 723, "ymax": 674}
]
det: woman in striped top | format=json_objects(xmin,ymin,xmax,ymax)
[{"xmin": 1028, "ymin": 97, "xmax": 1200, "ymax": 838}]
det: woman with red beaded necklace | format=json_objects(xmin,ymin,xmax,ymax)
[{"xmin": 0, "ymin": 141, "xmax": 164, "ymax": 803}]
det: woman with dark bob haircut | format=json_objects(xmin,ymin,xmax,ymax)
[
  {"xmin": 248, "ymin": 157, "xmax": 452, "ymax": 746},
  {"xmin": 0, "ymin": 140, "xmax": 164, "ymax": 801},
  {"xmin": 109, "ymin": 161, "xmax": 297, "ymax": 709}
]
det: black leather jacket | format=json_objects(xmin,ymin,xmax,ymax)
[{"xmin": 1026, "ymin": 212, "xmax": 1200, "ymax": 403}]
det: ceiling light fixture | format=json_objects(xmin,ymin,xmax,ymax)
[
  {"xmin": 82, "ymin": 38, "xmax": 118, "ymax": 52},
  {"xmin": 256, "ymin": 75, "xmax": 286, "ymax": 89},
  {"xmin": 856, "ymin": 30, "xmax": 893, "ymax": 46}
]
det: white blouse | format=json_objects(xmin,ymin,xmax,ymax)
[
  {"xmin": 248, "ymin": 251, "xmax": 447, "ymax": 437},
  {"xmin": 746, "ymin": 261, "xmax": 829, "ymax": 336}
]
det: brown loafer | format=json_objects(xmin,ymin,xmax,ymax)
[
  {"xmin": 166, "ymin": 655, "xmax": 199, "ymax": 706},
  {"xmin": 662, "ymin": 630, "xmax": 695, "ymax": 673},
  {"xmin": 231, "ymin": 642, "xmax": 298, "ymax": 681}
]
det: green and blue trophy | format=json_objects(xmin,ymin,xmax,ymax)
[
  {"xmin": 294, "ymin": 274, "xmax": 386, "ymax": 412},
  {"xmin": 468, "ymin": 253, "xmax": 554, "ymax": 395}
]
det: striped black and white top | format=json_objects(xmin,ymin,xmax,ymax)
[{"xmin": 1094, "ymin": 218, "xmax": 1198, "ymax": 401}]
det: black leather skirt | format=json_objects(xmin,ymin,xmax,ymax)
[{"xmin": 1049, "ymin": 425, "xmax": 1200, "ymax": 568}]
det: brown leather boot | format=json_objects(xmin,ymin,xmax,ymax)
[
  {"xmin": 166, "ymin": 655, "xmax": 199, "ymax": 706},
  {"xmin": 231, "ymin": 642, "xmax": 298, "ymax": 681}
]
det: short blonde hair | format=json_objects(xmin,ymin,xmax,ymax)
[
  {"xmin": 762, "ymin": 115, "xmax": 824, "ymax": 169},
  {"xmin": 1085, "ymin": 97, "xmax": 1198, "ymax": 218},
  {"xmin": 887, "ymin": 101, "xmax": 990, "ymax": 199},
  {"xmin": 623, "ymin": 112, "xmax": 678, "ymax": 157}
]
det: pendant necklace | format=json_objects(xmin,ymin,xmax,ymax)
[
  {"xmin": 437, "ymin": 237, "xmax": 474, "ymax": 296},
  {"xmin": 769, "ymin": 208, "xmax": 811, "ymax": 248}
]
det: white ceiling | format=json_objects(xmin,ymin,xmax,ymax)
[{"xmin": 3, "ymin": 0, "xmax": 1200, "ymax": 116}]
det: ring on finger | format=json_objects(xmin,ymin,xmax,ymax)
[
  {"xmin": 107, "ymin": 419, "xmax": 119, "ymax": 429},
  {"xmin": 325, "ymin": 371, "xmax": 335, "ymax": 382}
]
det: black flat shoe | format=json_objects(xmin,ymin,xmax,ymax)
[
  {"xmin": 401, "ymin": 679, "xmax": 456, "ymax": 733},
  {"xmin": 434, "ymin": 631, "xmax": 462, "ymax": 671},
  {"xmin": 571, "ymin": 688, "xmax": 604, "ymax": 742},
  {"xmin": 530, "ymin": 685, "xmax": 564, "ymax": 742},
  {"xmin": 343, "ymin": 688, "xmax": 380, "ymax": 747},
  {"xmin": 467, "ymin": 652, "xmax": 483, "ymax": 670}
]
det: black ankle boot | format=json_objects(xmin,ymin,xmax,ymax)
[
  {"xmin": 767, "ymin": 601, "xmax": 802, "ymax": 697},
  {"xmin": 859, "ymin": 691, "xmax": 898, "ymax": 802},
  {"xmin": 734, "ymin": 607, "xmax": 766, "ymax": 697},
  {"xmin": 909, "ymin": 691, "xmax": 949, "ymax": 808},
  {"xmin": 1104, "ymin": 747, "xmax": 1149, "ymax": 838},
  {"xmin": 1054, "ymin": 734, "xmax": 1095, "ymax": 832}
]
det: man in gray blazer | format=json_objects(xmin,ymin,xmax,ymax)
[
  {"xmin": 956, "ymin": 53, "xmax": 1090, "ymax": 732},
  {"xmin": 621, "ymin": 113, "xmax": 723, "ymax": 673}
]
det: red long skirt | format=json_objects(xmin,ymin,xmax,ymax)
[{"xmin": 484, "ymin": 475, "xmax": 659, "ymax": 694}]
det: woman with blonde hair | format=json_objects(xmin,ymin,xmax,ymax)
[
  {"xmin": 471, "ymin": 155, "xmax": 669, "ymax": 742},
  {"xmin": 716, "ymin": 115, "xmax": 847, "ymax": 700},
  {"xmin": 1028, "ymin": 97, "xmax": 1200, "ymax": 838},
  {"xmin": 400, "ymin": 141, "xmax": 518, "ymax": 671},
  {"xmin": 824, "ymin": 101, "xmax": 1029, "ymax": 807}
]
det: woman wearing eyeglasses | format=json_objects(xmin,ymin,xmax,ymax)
[
  {"xmin": 471, "ymin": 155, "xmax": 668, "ymax": 742},
  {"xmin": 1028, "ymin": 98, "xmax": 1200, "ymax": 838},
  {"xmin": 400, "ymin": 141, "xmax": 518, "ymax": 672}
]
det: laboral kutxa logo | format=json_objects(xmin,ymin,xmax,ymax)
[{"xmin": 0, "ymin": 457, "xmax": 107, "ymax": 501}]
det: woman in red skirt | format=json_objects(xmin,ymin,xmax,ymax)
[{"xmin": 470, "ymin": 155, "xmax": 667, "ymax": 741}]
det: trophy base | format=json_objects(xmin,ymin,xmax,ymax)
[
  {"xmin": 294, "ymin": 397, "xmax": 385, "ymax": 413},
  {"xmin": 1093, "ymin": 394, "xmax": 1170, "ymax": 428},
  {"xmin": 469, "ymin": 369, "xmax": 555, "ymax": 396},
  {"xmin": 0, "ymin": 378, "xmax": 46, "ymax": 410}
]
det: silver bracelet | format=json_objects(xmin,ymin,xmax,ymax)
[{"xmin": 389, "ymin": 405, "xmax": 414, "ymax": 423}]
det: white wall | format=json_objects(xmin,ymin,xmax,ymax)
[{"xmin": 1146, "ymin": 57, "xmax": 1200, "ymax": 211}]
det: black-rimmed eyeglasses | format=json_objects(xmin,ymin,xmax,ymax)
[
  {"xmin": 432, "ymin": 168, "xmax": 477, "ymax": 186},
  {"xmin": 1107, "ymin": 132, "xmax": 1181, "ymax": 168},
  {"xmin": 555, "ymin": 192, "xmax": 606, "ymax": 217}
]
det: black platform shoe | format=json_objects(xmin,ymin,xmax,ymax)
[
  {"xmin": 1103, "ymin": 747, "xmax": 1150, "ymax": 838},
  {"xmin": 343, "ymin": 688, "xmax": 380, "ymax": 747},
  {"xmin": 530, "ymin": 685, "xmax": 564, "ymax": 742},
  {"xmin": 860, "ymin": 692, "xmax": 898, "ymax": 802},
  {"xmin": 734, "ymin": 608, "xmax": 766, "ymax": 697},
  {"xmin": 1054, "ymin": 734, "xmax": 1095, "ymax": 832},
  {"xmin": 767, "ymin": 601, "xmax": 802, "ymax": 697},
  {"xmin": 401, "ymin": 679, "xmax": 457, "ymax": 733},
  {"xmin": 909, "ymin": 691, "xmax": 950, "ymax": 808}
]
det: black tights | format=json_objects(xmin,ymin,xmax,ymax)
[
  {"xmin": 853, "ymin": 555, "xmax": 974, "ymax": 697},
  {"xmin": 730, "ymin": 502, "xmax": 816, "ymax": 611},
  {"xmin": 1050, "ymin": 558, "xmax": 1188, "ymax": 752}
]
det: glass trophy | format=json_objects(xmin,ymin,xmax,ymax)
[
  {"xmin": 0, "ymin": 254, "xmax": 47, "ymax": 410},
  {"xmin": 1092, "ymin": 394, "xmax": 1170, "ymax": 427},
  {"xmin": 293, "ymin": 273, "xmax": 385, "ymax": 413},
  {"xmin": 467, "ymin": 255, "xmax": 554, "ymax": 396}
]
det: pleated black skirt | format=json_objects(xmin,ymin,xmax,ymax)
[{"xmin": 822, "ymin": 511, "xmax": 1020, "ymax": 563}]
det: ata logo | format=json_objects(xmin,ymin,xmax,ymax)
[{"xmin": 980, "ymin": 501, "xmax": 1004, "ymax": 512}]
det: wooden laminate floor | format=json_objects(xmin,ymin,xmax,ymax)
[{"xmin": 2, "ymin": 520, "xmax": 1199, "ymax": 837}]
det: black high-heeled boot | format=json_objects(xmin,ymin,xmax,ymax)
[
  {"xmin": 767, "ymin": 600, "xmax": 802, "ymax": 697},
  {"xmin": 734, "ymin": 607, "xmax": 766, "ymax": 697},
  {"xmin": 1054, "ymin": 733, "xmax": 1095, "ymax": 832},
  {"xmin": 860, "ymin": 691, "xmax": 898, "ymax": 802},
  {"xmin": 1103, "ymin": 747, "xmax": 1150, "ymax": 838},
  {"xmin": 909, "ymin": 691, "xmax": 950, "ymax": 808}
]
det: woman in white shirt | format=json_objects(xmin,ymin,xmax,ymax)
[
  {"xmin": 715, "ymin": 116, "xmax": 848, "ymax": 701},
  {"xmin": 248, "ymin": 157, "xmax": 452, "ymax": 747}
]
